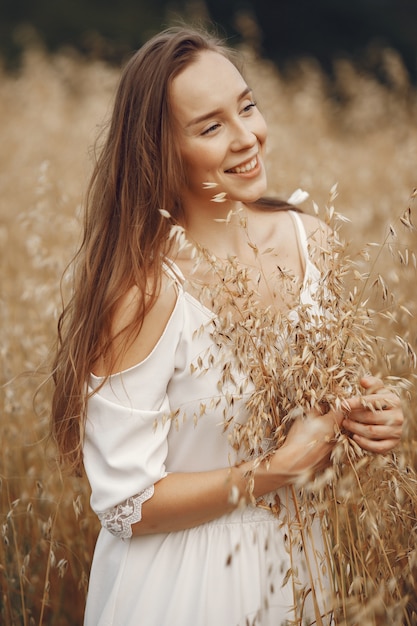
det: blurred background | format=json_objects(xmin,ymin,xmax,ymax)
[
  {"xmin": 1, "ymin": 2, "xmax": 416, "ymax": 624},
  {"xmin": 1, "ymin": 0, "xmax": 417, "ymax": 81}
]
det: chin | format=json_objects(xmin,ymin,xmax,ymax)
[
  {"xmin": 241, "ymin": 193, "xmax": 264, "ymax": 204},
  {"xmin": 241, "ymin": 184, "xmax": 268, "ymax": 204}
]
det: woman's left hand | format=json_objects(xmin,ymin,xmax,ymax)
[{"xmin": 342, "ymin": 376, "xmax": 404, "ymax": 453}]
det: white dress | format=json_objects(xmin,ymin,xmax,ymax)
[{"xmin": 83, "ymin": 212, "xmax": 333, "ymax": 626}]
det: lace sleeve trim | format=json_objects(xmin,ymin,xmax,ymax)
[{"xmin": 97, "ymin": 485, "xmax": 154, "ymax": 539}]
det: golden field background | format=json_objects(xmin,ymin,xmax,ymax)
[{"xmin": 0, "ymin": 42, "xmax": 416, "ymax": 624}]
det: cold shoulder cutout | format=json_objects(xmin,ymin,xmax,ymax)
[
  {"xmin": 83, "ymin": 219, "xmax": 329, "ymax": 626},
  {"xmin": 84, "ymin": 212, "xmax": 321, "ymax": 526}
]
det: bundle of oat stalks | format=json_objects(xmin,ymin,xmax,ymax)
[{"xmin": 167, "ymin": 187, "xmax": 417, "ymax": 625}]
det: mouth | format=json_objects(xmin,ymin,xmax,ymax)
[{"xmin": 225, "ymin": 156, "xmax": 258, "ymax": 174}]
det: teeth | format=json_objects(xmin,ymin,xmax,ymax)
[{"xmin": 229, "ymin": 157, "xmax": 257, "ymax": 174}]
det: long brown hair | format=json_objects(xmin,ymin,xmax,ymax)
[{"xmin": 51, "ymin": 26, "xmax": 233, "ymax": 474}]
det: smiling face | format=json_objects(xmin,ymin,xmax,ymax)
[{"xmin": 169, "ymin": 50, "xmax": 268, "ymax": 218}]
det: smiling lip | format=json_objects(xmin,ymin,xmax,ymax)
[{"xmin": 226, "ymin": 156, "xmax": 259, "ymax": 175}]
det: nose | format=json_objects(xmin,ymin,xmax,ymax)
[{"xmin": 230, "ymin": 118, "xmax": 257, "ymax": 152}]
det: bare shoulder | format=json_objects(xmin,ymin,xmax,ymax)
[
  {"xmin": 93, "ymin": 273, "xmax": 178, "ymax": 376},
  {"xmin": 248, "ymin": 206, "xmax": 331, "ymax": 247},
  {"xmin": 297, "ymin": 212, "xmax": 332, "ymax": 244}
]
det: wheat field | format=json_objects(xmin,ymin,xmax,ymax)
[{"xmin": 1, "ymin": 42, "xmax": 416, "ymax": 624}]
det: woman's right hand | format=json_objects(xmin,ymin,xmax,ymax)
[{"xmin": 253, "ymin": 405, "xmax": 345, "ymax": 495}]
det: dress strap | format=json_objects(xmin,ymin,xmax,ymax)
[
  {"xmin": 288, "ymin": 210, "xmax": 309, "ymax": 271},
  {"xmin": 162, "ymin": 258, "xmax": 185, "ymax": 286}
]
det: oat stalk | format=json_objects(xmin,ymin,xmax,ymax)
[{"xmin": 178, "ymin": 189, "xmax": 417, "ymax": 624}]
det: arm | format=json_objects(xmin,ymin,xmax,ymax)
[
  {"xmin": 88, "ymin": 278, "xmax": 346, "ymax": 538},
  {"xmin": 89, "ymin": 272, "xmax": 403, "ymax": 538},
  {"xmin": 132, "ymin": 378, "xmax": 404, "ymax": 537},
  {"xmin": 131, "ymin": 403, "xmax": 344, "ymax": 536}
]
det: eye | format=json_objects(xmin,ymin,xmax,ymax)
[
  {"xmin": 201, "ymin": 123, "xmax": 221, "ymax": 136},
  {"xmin": 241, "ymin": 101, "xmax": 257, "ymax": 114}
]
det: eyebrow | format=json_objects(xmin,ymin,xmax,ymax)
[{"xmin": 185, "ymin": 86, "xmax": 252, "ymax": 128}]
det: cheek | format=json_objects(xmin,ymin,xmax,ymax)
[
  {"xmin": 182, "ymin": 145, "xmax": 221, "ymax": 178},
  {"xmin": 255, "ymin": 113, "xmax": 268, "ymax": 147}
]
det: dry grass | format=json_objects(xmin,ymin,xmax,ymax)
[
  {"xmin": 164, "ymin": 184, "xmax": 417, "ymax": 624},
  {"xmin": 0, "ymin": 42, "xmax": 416, "ymax": 624}
]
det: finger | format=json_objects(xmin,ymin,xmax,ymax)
[
  {"xmin": 342, "ymin": 417, "xmax": 402, "ymax": 441},
  {"xmin": 343, "ymin": 406, "xmax": 404, "ymax": 433},
  {"xmin": 350, "ymin": 434, "xmax": 401, "ymax": 454},
  {"xmin": 358, "ymin": 377, "xmax": 401, "ymax": 402},
  {"xmin": 345, "ymin": 393, "xmax": 399, "ymax": 414},
  {"xmin": 348, "ymin": 406, "xmax": 400, "ymax": 426},
  {"xmin": 359, "ymin": 376, "xmax": 384, "ymax": 394}
]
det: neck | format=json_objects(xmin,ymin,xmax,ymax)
[{"xmin": 179, "ymin": 197, "xmax": 249, "ymax": 257}]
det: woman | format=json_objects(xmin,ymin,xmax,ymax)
[{"xmin": 51, "ymin": 26, "xmax": 403, "ymax": 625}]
